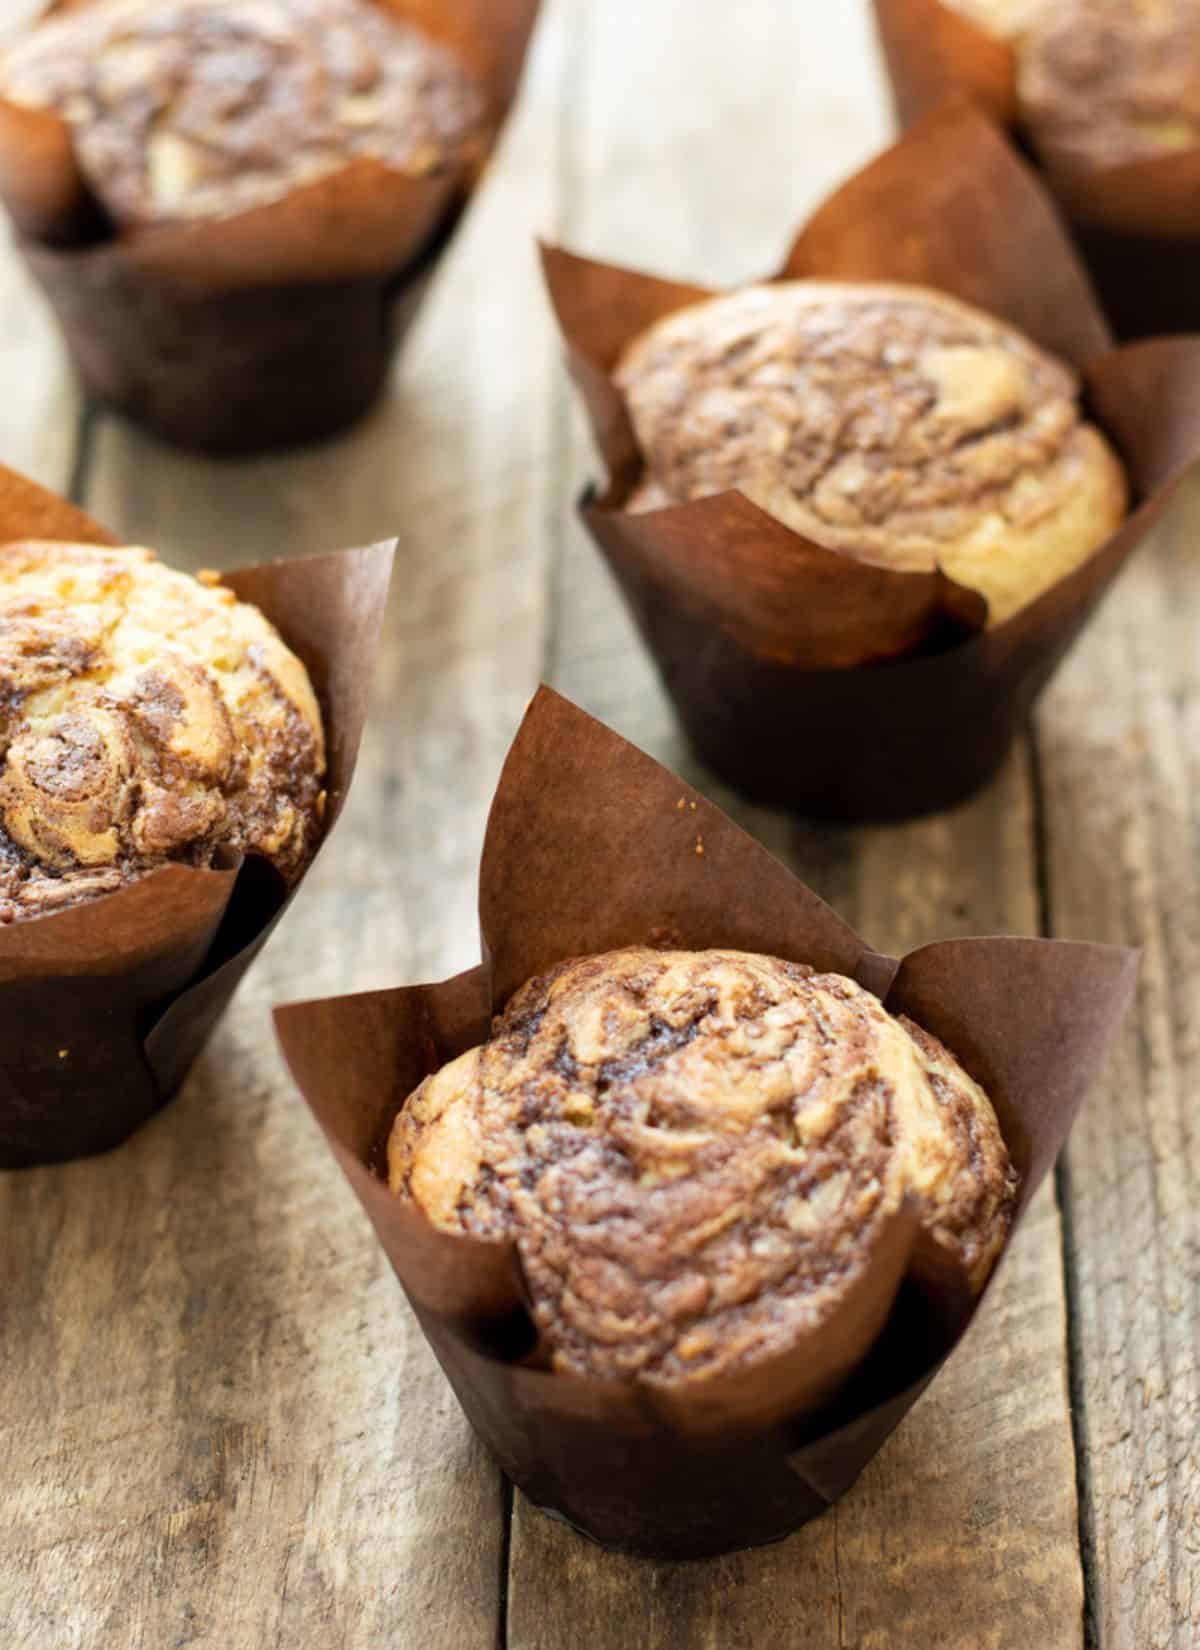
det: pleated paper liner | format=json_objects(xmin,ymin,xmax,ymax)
[
  {"xmin": 542, "ymin": 105, "xmax": 1200, "ymax": 822},
  {"xmin": 873, "ymin": 0, "xmax": 1200, "ymax": 338},
  {"xmin": 0, "ymin": 465, "xmax": 394, "ymax": 1169},
  {"xmin": 0, "ymin": 0, "xmax": 542, "ymax": 454},
  {"xmin": 274, "ymin": 687, "xmax": 1137, "ymax": 1560}
]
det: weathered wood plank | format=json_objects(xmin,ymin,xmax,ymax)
[
  {"xmin": 1038, "ymin": 475, "xmax": 1200, "ymax": 1649},
  {"xmin": 0, "ymin": 7, "xmax": 568, "ymax": 1645},
  {"xmin": 5, "ymin": 0, "xmax": 1183, "ymax": 1641},
  {"xmin": 508, "ymin": 1, "xmax": 1084, "ymax": 1644}
]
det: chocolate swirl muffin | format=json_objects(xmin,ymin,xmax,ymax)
[
  {"xmin": 947, "ymin": 0, "xmax": 1200, "ymax": 177},
  {"xmin": 388, "ymin": 948, "xmax": 1017, "ymax": 1390},
  {"xmin": 614, "ymin": 281, "xmax": 1127, "ymax": 627},
  {"xmin": 0, "ymin": 0, "xmax": 485, "ymax": 229},
  {"xmin": 1019, "ymin": 0, "xmax": 1200, "ymax": 177},
  {"xmin": 0, "ymin": 540, "xmax": 325, "ymax": 922}
]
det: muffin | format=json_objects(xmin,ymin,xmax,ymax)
[
  {"xmin": 876, "ymin": 2, "xmax": 1200, "ymax": 339},
  {"xmin": 1019, "ymin": 0, "xmax": 1200, "ymax": 178},
  {"xmin": 942, "ymin": 0, "xmax": 1200, "ymax": 179},
  {"xmin": 543, "ymin": 108, "xmax": 1189, "ymax": 818},
  {"xmin": 0, "ymin": 0, "xmax": 539, "ymax": 453},
  {"xmin": 0, "ymin": 0, "xmax": 485, "ymax": 233},
  {"xmin": 276, "ymin": 683, "xmax": 1138, "ymax": 1556},
  {"xmin": 0, "ymin": 540, "xmax": 326, "ymax": 924},
  {"xmin": 388, "ymin": 947, "xmax": 1017, "ymax": 1399},
  {"xmin": 614, "ymin": 280, "xmax": 1128, "ymax": 627}
]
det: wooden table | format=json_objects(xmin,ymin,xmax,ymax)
[{"xmin": 1, "ymin": 2, "xmax": 1195, "ymax": 1645}]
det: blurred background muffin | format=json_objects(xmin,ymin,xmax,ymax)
[
  {"xmin": 614, "ymin": 280, "xmax": 1127, "ymax": 626},
  {"xmin": 0, "ymin": 0, "xmax": 540, "ymax": 452},
  {"xmin": 0, "ymin": 0, "xmax": 485, "ymax": 234},
  {"xmin": 0, "ymin": 540, "xmax": 325, "ymax": 923},
  {"xmin": 879, "ymin": 0, "xmax": 1200, "ymax": 337},
  {"xmin": 389, "ymin": 946, "xmax": 1016, "ymax": 1404},
  {"xmin": 946, "ymin": 0, "xmax": 1200, "ymax": 179}
]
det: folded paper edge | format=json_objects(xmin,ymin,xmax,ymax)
[
  {"xmin": 0, "ymin": 537, "xmax": 395, "ymax": 963},
  {"xmin": 270, "ymin": 687, "xmax": 1138, "ymax": 1474},
  {"xmin": 873, "ymin": 0, "xmax": 1200, "ymax": 237},
  {"xmin": 544, "ymin": 143, "xmax": 1200, "ymax": 666},
  {"xmin": 541, "ymin": 246, "xmax": 992, "ymax": 659},
  {"xmin": 2, "ymin": 0, "xmax": 542, "ymax": 284},
  {"xmin": 139, "ymin": 537, "xmax": 396, "ymax": 1064},
  {"xmin": 871, "ymin": 0, "xmax": 1017, "ymax": 129}
]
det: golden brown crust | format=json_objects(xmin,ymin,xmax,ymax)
[
  {"xmin": 614, "ymin": 281, "xmax": 1127, "ymax": 626},
  {"xmin": 0, "ymin": 0, "xmax": 484, "ymax": 229},
  {"xmin": 1017, "ymin": 0, "xmax": 1200, "ymax": 176},
  {"xmin": 895, "ymin": 1014, "xmax": 1015, "ymax": 1293},
  {"xmin": 388, "ymin": 948, "xmax": 1017, "ymax": 1385},
  {"xmin": 0, "ymin": 540, "xmax": 325, "ymax": 921}
]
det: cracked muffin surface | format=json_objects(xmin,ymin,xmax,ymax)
[
  {"xmin": 0, "ymin": 0, "xmax": 484, "ymax": 229},
  {"xmin": 0, "ymin": 539, "xmax": 325, "ymax": 922},
  {"xmin": 614, "ymin": 280, "xmax": 1126, "ymax": 626},
  {"xmin": 388, "ymin": 947, "xmax": 1017, "ymax": 1386}
]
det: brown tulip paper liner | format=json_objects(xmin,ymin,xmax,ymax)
[
  {"xmin": 274, "ymin": 687, "xmax": 1138, "ymax": 1559},
  {"xmin": 542, "ymin": 105, "xmax": 1200, "ymax": 822},
  {"xmin": 0, "ymin": 0, "xmax": 541, "ymax": 454},
  {"xmin": 873, "ymin": 0, "xmax": 1200, "ymax": 338},
  {"xmin": 0, "ymin": 464, "xmax": 394, "ymax": 1170}
]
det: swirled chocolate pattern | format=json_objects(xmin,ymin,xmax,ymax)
[
  {"xmin": 948, "ymin": 0, "xmax": 1200, "ymax": 177},
  {"xmin": 389, "ymin": 948, "xmax": 1016, "ymax": 1386},
  {"xmin": 615, "ymin": 281, "xmax": 1127, "ymax": 626},
  {"xmin": 0, "ymin": 541, "xmax": 324, "ymax": 921},
  {"xmin": 0, "ymin": 0, "xmax": 484, "ymax": 228},
  {"xmin": 1019, "ymin": 0, "xmax": 1200, "ymax": 175}
]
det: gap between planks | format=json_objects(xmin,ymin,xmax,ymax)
[{"xmin": 510, "ymin": 1, "xmax": 1086, "ymax": 1646}]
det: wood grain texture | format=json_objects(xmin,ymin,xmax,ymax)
[
  {"xmin": 1037, "ymin": 475, "xmax": 1200, "ymax": 1650},
  {"xmin": 0, "ymin": 0, "xmax": 1188, "ymax": 1644},
  {"xmin": 509, "ymin": 1, "xmax": 1084, "ymax": 1646},
  {"xmin": 0, "ymin": 5, "xmax": 567, "ymax": 1645}
]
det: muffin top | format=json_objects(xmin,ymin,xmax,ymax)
[
  {"xmin": 1018, "ymin": 0, "xmax": 1200, "ymax": 176},
  {"xmin": 388, "ymin": 947, "xmax": 1017, "ymax": 1386},
  {"xmin": 0, "ymin": 540, "xmax": 325, "ymax": 922},
  {"xmin": 0, "ymin": 0, "xmax": 485, "ymax": 229},
  {"xmin": 946, "ymin": 0, "xmax": 1200, "ymax": 176},
  {"xmin": 614, "ymin": 281, "xmax": 1127, "ymax": 625}
]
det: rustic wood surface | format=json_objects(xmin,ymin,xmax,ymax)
[
  {"xmin": 1037, "ymin": 474, "xmax": 1200, "ymax": 1650},
  {"xmin": 0, "ymin": 1, "xmax": 1192, "ymax": 1646}
]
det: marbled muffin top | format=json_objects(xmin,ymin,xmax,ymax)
[
  {"xmin": 0, "ymin": 0, "xmax": 485, "ymax": 228},
  {"xmin": 389, "ymin": 948, "xmax": 1017, "ymax": 1386},
  {"xmin": 1019, "ymin": 0, "xmax": 1200, "ymax": 175},
  {"xmin": 614, "ymin": 281, "xmax": 1127, "ymax": 625},
  {"xmin": 0, "ymin": 540, "xmax": 325, "ymax": 922},
  {"xmin": 947, "ymin": 0, "xmax": 1200, "ymax": 175}
]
